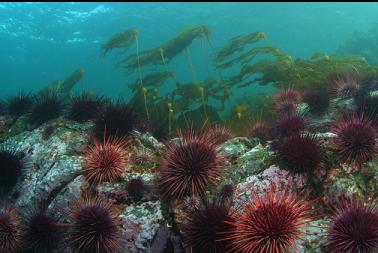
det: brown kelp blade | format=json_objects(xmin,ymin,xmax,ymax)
[{"xmin": 101, "ymin": 28, "xmax": 139, "ymax": 57}]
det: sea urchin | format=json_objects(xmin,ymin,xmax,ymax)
[
  {"xmin": 67, "ymin": 196, "xmax": 125, "ymax": 253},
  {"xmin": 0, "ymin": 149, "xmax": 24, "ymax": 196},
  {"xmin": 24, "ymin": 211, "xmax": 64, "ymax": 253},
  {"xmin": 82, "ymin": 135, "xmax": 128, "ymax": 185},
  {"xmin": 224, "ymin": 182, "xmax": 316, "ymax": 253},
  {"xmin": 0, "ymin": 205, "xmax": 24, "ymax": 253},
  {"xmin": 333, "ymin": 114, "xmax": 377, "ymax": 168},
  {"xmin": 182, "ymin": 199, "xmax": 234, "ymax": 253},
  {"xmin": 326, "ymin": 197, "xmax": 378, "ymax": 253},
  {"xmin": 272, "ymin": 134, "xmax": 322, "ymax": 175},
  {"xmin": 157, "ymin": 129, "xmax": 227, "ymax": 200}
]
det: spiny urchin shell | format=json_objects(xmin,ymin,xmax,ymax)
[{"xmin": 303, "ymin": 89, "xmax": 330, "ymax": 115}]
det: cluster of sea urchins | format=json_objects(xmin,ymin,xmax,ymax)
[
  {"xmin": 0, "ymin": 70, "xmax": 377, "ymax": 253},
  {"xmin": 0, "ymin": 196, "xmax": 126, "ymax": 253}
]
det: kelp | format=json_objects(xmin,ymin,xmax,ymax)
[
  {"xmin": 224, "ymin": 92, "xmax": 276, "ymax": 135},
  {"xmin": 39, "ymin": 68, "xmax": 86, "ymax": 98},
  {"xmin": 129, "ymin": 71, "xmax": 176, "ymax": 92},
  {"xmin": 121, "ymin": 25, "xmax": 211, "ymax": 69},
  {"xmin": 229, "ymin": 53, "xmax": 378, "ymax": 90},
  {"xmin": 101, "ymin": 27, "xmax": 378, "ymax": 136},
  {"xmin": 172, "ymin": 82, "xmax": 208, "ymax": 102},
  {"xmin": 215, "ymin": 47, "xmax": 282, "ymax": 69},
  {"xmin": 101, "ymin": 28, "xmax": 139, "ymax": 57},
  {"xmin": 119, "ymin": 48, "xmax": 161, "ymax": 69},
  {"xmin": 175, "ymin": 104, "xmax": 221, "ymax": 131},
  {"xmin": 213, "ymin": 31, "xmax": 267, "ymax": 64}
]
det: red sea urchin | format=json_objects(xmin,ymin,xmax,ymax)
[
  {"xmin": 82, "ymin": 135, "xmax": 128, "ymax": 185},
  {"xmin": 272, "ymin": 134, "xmax": 322, "ymax": 175},
  {"xmin": 223, "ymin": 182, "xmax": 317, "ymax": 253},
  {"xmin": 0, "ymin": 205, "xmax": 24, "ymax": 253},
  {"xmin": 67, "ymin": 196, "xmax": 125, "ymax": 253},
  {"xmin": 326, "ymin": 197, "xmax": 378, "ymax": 253},
  {"xmin": 157, "ymin": 128, "xmax": 227, "ymax": 200},
  {"xmin": 331, "ymin": 71, "xmax": 360, "ymax": 99},
  {"xmin": 182, "ymin": 199, "xmax": 234, "ymax": 253},
  {"xmin": 203, "ymin": 125, "xmax": 233, "ymax": 146},
  {"xmin": 333, "ymin": 114, "xmax": 377, "ymax": 168}
]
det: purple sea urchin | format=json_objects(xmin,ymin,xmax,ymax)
[
  {"xmin": 24, "ymin": 211, "xmax": 64, "ymax": 253},
  {"xmin": 67, "ymin": 196, "xmax": 125, "ymax": 253},
  {"xmin": 94, "ymin": 102, "xmax": 140, "ymax": 140},
  {"xmin": 272, "ymin": 134, "xmax": 322, "ymax": 174},
  {"xmin": 333, "ymin": 113, "xmax": 377, "ymax": 168},
  {"xmin": 326, "ymin": 197, "xmax": 378, "ymax": 253},
  {"xmin": 68, "ymin": 92, "xmax": 106, "ymax": 123},
  {"xmin": 0, "ymin": 149, "xmax": 24, "ymax": 196},
  {"xmin": 0, "ymin": 205, "xmax": 24, "ymax": 253},
  {"xmin": 275, "ymin": 114, "xmax": 306, "ymax": 137},
  {"xmin": 126, "ymin": 177, "xmax": 146, "ymax": 202},
  {"xmin": 29, "ymin": 91, "xmax": 64, "ymax": 127},
  {"xmin": 6, "ymin": 91, "xmax": 33, "ymax": 118},
  {"xmin": 182, "ymin": 199, "xmax": 233, "ymax": 253}
]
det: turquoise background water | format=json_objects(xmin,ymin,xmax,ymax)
[{"xmin": 1, "ymin": 2, "xmax": 378, "ymax": 99}]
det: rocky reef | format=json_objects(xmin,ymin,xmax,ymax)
[{"xmin": 0, "ymin": 97, "xmax": 376, "ymax": 252}]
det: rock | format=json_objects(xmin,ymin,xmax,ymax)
[
  {"xmin": 120, "ymin": 201, "xmax": 164, "ymax": 251},
  {"xmin": 149, "ymin": 227, "xmax": 171, "ymax": 253},
  {"xmin": 226, "ymin": 143, "xmax": 272, "ymax": 183},
  {"xmin": 219, "ymin": 137, "xmax": 259, "ymax": 160},
  {"xmin": 1, "ymin": 119, "xmax": 92, "ymax": 210}
]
